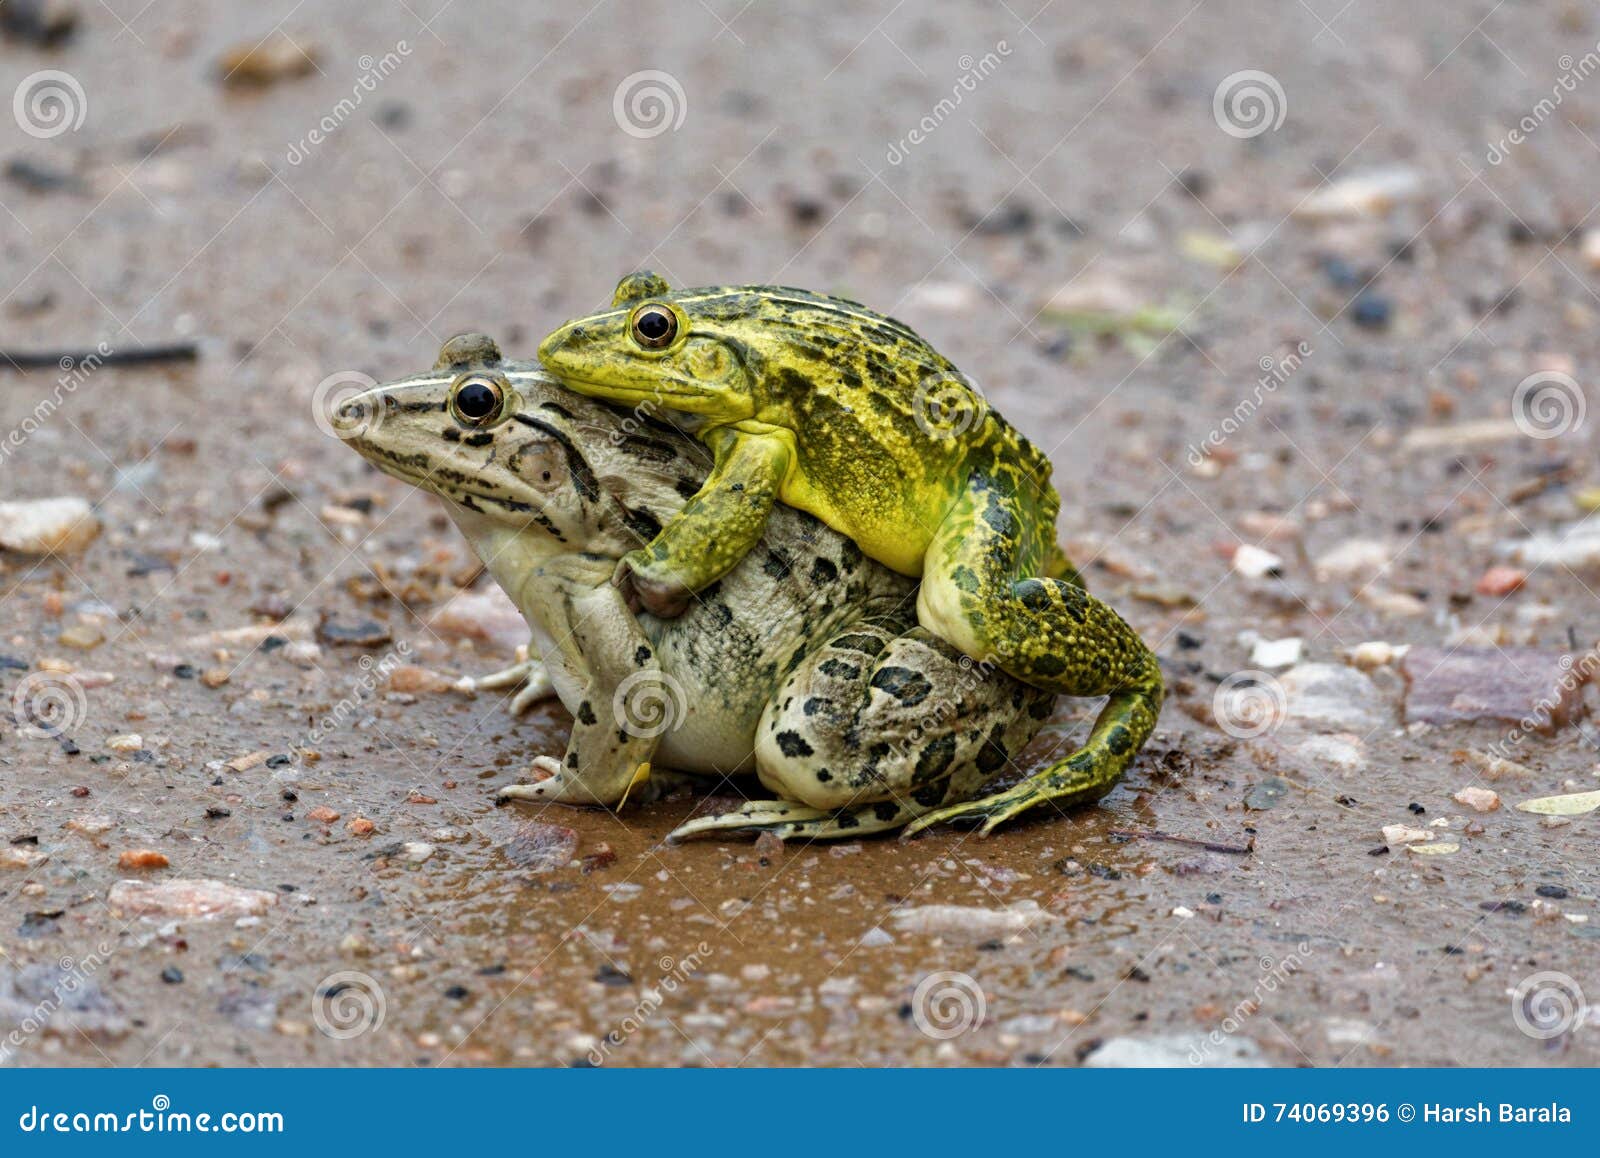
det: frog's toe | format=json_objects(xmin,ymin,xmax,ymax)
[
  {"xmin": 495, "ymin": 755, "xmax": 572, "ymax": 805},
  {"xmin": 668, "ymin": 799, "xmax": 828, "ymax": 841},
  {"xmin": 668, "ymin": 797, "xmax": 923, "ymax": 842},
  {"xmin": 461, "ymin": 657, "xmax": 555, "ymax": 716},
  {"xmin": 901, "ymin": 792, "xmax": 1033, "ymax": 839}
]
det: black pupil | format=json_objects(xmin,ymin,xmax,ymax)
[
  {"xmin": 456, "ymin": 380, "xmax": 498, "ymax": 419},
  {"xmin": 637, "ymin": 310, "xmax": 672, "ymax": 341}
]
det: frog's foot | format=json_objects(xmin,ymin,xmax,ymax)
[
  {"xmin": 901, "ymin": 747, "xmax": 1111, "ymax": 839},
  {"xmin": 614, "ymin": 555, "xmax": 693, "ymax": 619},
  {"xmin": 460, "ymin": 657, "xmax": 555, "ymax": 716},
  {"xmin": 494, "ymin": 755, "xmax": 571, "ymax": 805},
  {"xmin": 668, "ymin": 797, "xmax": 924, "ymax": 843}
]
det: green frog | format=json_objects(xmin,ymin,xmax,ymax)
[
  {"xmin": 536, "ymin": 275, "xmax": 1164, "ymax": 835},
  {"xmin": 335, "ymin": 333, "xmax": 1055, "ymax": 841}
]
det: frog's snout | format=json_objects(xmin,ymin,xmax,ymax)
[{"xmin": 537, "ymin": 322, "xmax": 588, "ymax": 366}]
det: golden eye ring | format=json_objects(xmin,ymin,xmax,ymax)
[
  {"xmin": 629, "ymin": 304, "xmax": 678, "ymax": 349},
  {"xmin": 449, "ymin": 374, "xmax": 505, "ymax": 426}
]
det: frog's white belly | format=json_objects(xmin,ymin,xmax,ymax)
[{"xmin": 522, "ymin": 608, "xmax": 763, "ymax": 777}]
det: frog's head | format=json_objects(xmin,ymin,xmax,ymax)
[
  {"xmin": 537, "ymin": 272, "xmax": 762, "ymax": 421},
  {"xmin": 335, "ymin": 333, "xmax": 694, "ymax": 554}
]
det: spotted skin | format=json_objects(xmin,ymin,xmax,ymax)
[
  {"xmin": 337, "ymin": 334, "xmax": 1055, "ymax": 840},
  {"xmin": 538, "ymin": 277, "xmax": 1163, "ymax": 835}
]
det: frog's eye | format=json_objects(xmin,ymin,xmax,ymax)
[
  {"xmin": 449, "ymin": 374, "xmax": 505, "ymax": 426},
  {"xmin": 629, "ymin": 305, "xmax": 678, "ymax": 350}
]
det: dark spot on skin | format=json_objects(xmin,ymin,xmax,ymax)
[
  {"xmin": 803, "ymin": 697, "xmax": 826, "ymax": 716},
  {"xmin": 836, "ymin": 812, "xmax": 859, "ymax": 829},
  {"xmin": 674, "ymin": 477, "xmax": 701, "ymax": 499},
  {"xmin": 869, "ymin": 665, "xmax": 932, "ymax": 706},
  {"xmin": 623, "ymin": 506, "xmax": 663, "ymax": 542},
  {"xmin": 829, "ymin": 633, "xmax": 885, "ymax": 657},
  {"xmin": 442, "ymin": 427, "xmax": 461, "ymax": 442},
  {"xmin": 1106, "ymin": 725, "xmax": 1132, "ymax": 756},
  {"xmin": 775, "ymin": 731, "xmax": 814, "ymax": 758},
  {"xmin": 1032, "ymin": 653, "xmax": 1066, "ymax": 678},
  {"xmin": 913, "ymin": 735, "xmax": 957, "ymax": 785},
  {"xmin": 951, "ymin": 565, "xmax": 980, "ymax": 594},
  {"xmin": 762, "ymin": 549, "xmax": 794, "ymax": 579},
  {"xmin": 616, "ymin": 436, "xmax": 679, "ymax": 464},
  {"xmin": 709, "ymin": 602, "xmax": 734, "ymax": 628},
  {"xmin": 463, "ymin": 432, "xmax": 494, "ymax": 447},
  {"xmin": 977, "ymin": 725, "xmax": 1010, "ymax": 774},
  {"xmin": 577, "ymin": 701, "xmax": 597, "ymax": 726},
  {"xmin": 1015, "ymin": 578, "xmax": 1052, "ymax": 611},
  {"xmin": 633, "ymin": 646, "xmax": 652, "ymax": 666},
  {"xmin": 819, "ymin": 658, "xmax": 860, "ymax": 680},
  {"xmin": 815, "ymin": 769, "xmax": 832, "ymax": 782},
  {"xmin": 1028, "ymin": 695, "xmax": 1055, "ymax": 720},
  {"xmin": 873, "ymin": 802, "xmax": 900, "ymax": 822},
  {"xmin": 913, "ymin": 783, "xmax": 946, "ymax": 806},
  {"xmin": 809, "ymin": 557, "xmax": 838, "ymax": 585}
]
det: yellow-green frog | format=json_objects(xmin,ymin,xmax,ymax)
[{"xmin": 537, "ymin": 274, "xmax": 1164, "ymax": 836}]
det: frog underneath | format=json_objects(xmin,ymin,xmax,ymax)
[{"xmin": 538, "ymin": 274, "xmax": 1164, "ymax": 836}]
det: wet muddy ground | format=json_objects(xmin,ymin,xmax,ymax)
[{"xmin": 2, "ymin": 1, "xmax": 1599, "ymax": 1067}]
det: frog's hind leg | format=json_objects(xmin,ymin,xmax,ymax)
[
  {"xmin": 672, "ymin": 616, "xmax": 1053, "ymax": 842},
  {"xmin": 907, "ymin": 474, "xmax": 1164, "ymax": 837}
]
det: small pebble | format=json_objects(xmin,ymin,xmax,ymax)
[
  {"xmin": 1453, "ymin": 786, "xmax": 1500, "ymax": 813},
  {"xmin": 118, "ymin": 850, "xmax": 169, "ymax": 870}
]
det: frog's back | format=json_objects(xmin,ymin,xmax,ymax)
[{"xmin": 681, "ymin": 285, "xmax": 1056, "ymax": 569}]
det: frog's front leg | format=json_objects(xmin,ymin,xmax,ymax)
[
  {"xmin": 617, "ymin": 428, "xmax": 789, "ymax": 618},
  {"xmin": 908, "ymin": 472, "xmax": 1164, "ymax": 837},
  {"xmin": 494, "ymin": 555, "xmax": 667, "ymax": 808}
]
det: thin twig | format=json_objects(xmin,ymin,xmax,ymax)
[
  {"xmin": 1110, "ymin": 828, "xmax": 1254, "ymax": 855},
  {"xmin": 0, "ymin": 343, "xmax": 199, "ymax": 371}
]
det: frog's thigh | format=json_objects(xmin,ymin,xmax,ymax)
[
  {"xmin": 754, "ymin": 621, "xmax": 1052, "ymax": 812},
  {"xmin": 917, "ymin": 479, "xmax": 1153, "ymax": 698}
]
